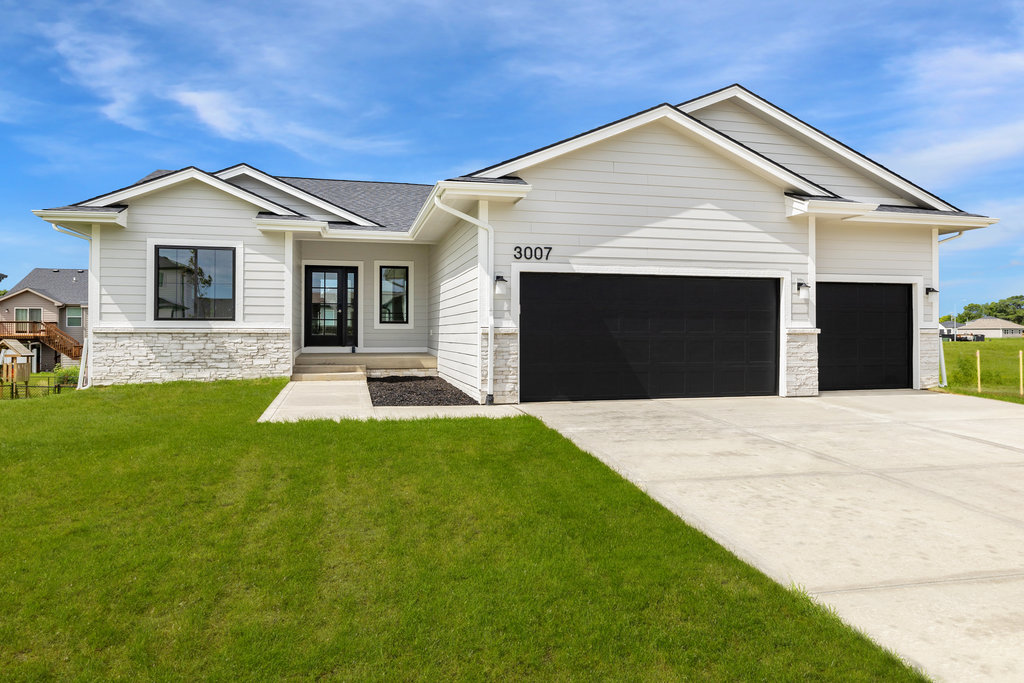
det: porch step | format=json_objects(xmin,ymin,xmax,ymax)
[
  {"xmin": 293, "ymin": 364, "xmax": 364, "ymax": 373},
  {"xmin": 290, "ymin": 369, "xmax": 367, "ymax": 382}
]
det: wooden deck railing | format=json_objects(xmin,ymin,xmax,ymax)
[{"xmin": 0, "ymin": 321, "xmax": 83, "ymax": 360}]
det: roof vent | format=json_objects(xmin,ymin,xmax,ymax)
[
  {"xmin": 77, "ymin": 269, "xmax": 84, "ymax": 273},
  {"xmin": 52, "ymin": 269, "xmax": 59, "ymax": 272}
]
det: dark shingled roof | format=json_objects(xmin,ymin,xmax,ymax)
[
  {"xmin": 5, "ymin": 268, "xmax": 89, "ymax": 305},
  {"xmin": 277, "ymin": 177, "xmax": 432, "ymax": 232},
  {"xmin": 136, "ymin": 169, "xmax": 177, "ymax": 184},
  {"xmin": 43, "ymin": 204, "xmax": 128, "ymax": 212}
]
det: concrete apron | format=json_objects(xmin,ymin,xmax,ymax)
[
  {"xmin": 520, "ymin": 390, "xmax": 1024, "ymax": 682},
  {"xmin": 258, "ymin": 380, "xmax": 522, "ymax": 422}
]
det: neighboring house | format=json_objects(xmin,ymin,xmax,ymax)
[
  {"xmin": 34, "ymin": 84, "xmax": 997, "ymax": 402},
  {"xmin": 0, "ymin": 268, "xmax": 88, "ymax": 371},
  {"xmin": 957, "ymin": 316, "xmax": 1024, "ymax": 338}
]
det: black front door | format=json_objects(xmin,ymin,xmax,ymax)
[{"xmin": 305, "ymin": 266, "xmax": 358, "ymax": 347}]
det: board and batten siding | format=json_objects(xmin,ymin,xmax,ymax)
[
  {"xmin": 97, "ymin": 179, "xmax": 286, "ymax": 325},
  {"xmin": 816, "ymin": 220, "xmax": 938, "ymax": 323},
  {"xmin": 690, "ymin": 100, "xmax": 916, "ymax": 207},
  {"xmin": 297, "ymin": 240, "xmax": 430, "ymax": 350},
  {"xmin": 226, "ymin": 176, "xmax": 341, "ymax": 222},
  {"xmin": 488, "ymin": 119, "xmax": 810, "ymax": 324},
  {"xmin": 428, "ymin": 222, "xmax": 479, "ymax": 398}
]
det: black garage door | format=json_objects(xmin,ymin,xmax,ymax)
[
  {"xmin": 817, "ymin": 282, "xmax": 912, "ymax": 390},
  {"xmin": 519, "ymin": 273, "xmax": 779, "ymax": 401}
]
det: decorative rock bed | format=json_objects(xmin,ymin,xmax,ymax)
[{"xmin": 367, "ymin": 376, "xmax": 478, "ymax": 407}]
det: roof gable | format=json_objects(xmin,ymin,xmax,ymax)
[
  {"xmin": 0, "ymin": 268, "xmax": 88, "ymax": 305},
  {"xmin": 679, "ymin": 85, "xmax": 958, "ymax": 211},
  {"xmin": 468, "ymin": 103, "xmax": 834, "ymax": 197},
  {"xmin": 75, "ymin": 167, "xmax": 301, "ymax": 216}
]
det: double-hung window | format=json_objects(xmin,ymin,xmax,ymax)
[
  {"xmin": 378, "ymin": 265, "xmax": 409, "ymax": 324},
  {"xmin": 155, "ymin": 246, "xmax": 235, "ymax": 320},
  {"xmin": 66, "ymin": 306, "xmax": 83, "ymax": 327}
]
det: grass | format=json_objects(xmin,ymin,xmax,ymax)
[
  {"xmin": 0, "ymin": 379, "xmax": 925, "ymax": 681},
  {"xmin": 940, "ymin": 338, "xmax": 1024, "ymax": 405}
]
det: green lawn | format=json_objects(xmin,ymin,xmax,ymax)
[
  {"xmin": 0, "ymin": 380, "xmax": 924, "ymax": 681},
  {"xmin": 941, "ymin": 338, "xmax": 1024, "ymax": 405}
]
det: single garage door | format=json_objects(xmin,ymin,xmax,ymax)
[
  {"xmin": 817, "ymin": 282, "xmax": 912, "ymax": 390},
  {"xmin": 519, "ymin": 273, "xmax": 779, "ymax": 401}
]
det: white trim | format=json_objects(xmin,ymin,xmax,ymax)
[
  {"xmin": 842, "ymin": 212, "xmax": 996, "ymax": 228},
  {"xmin": 0, "ymin": 287, "xmax": 62, "ymax": 306},
  {"xmin": 473, "ymin": 105, "xmax": 829, "ymax": 197},
  {"xmin": 807, "ymin": 215, "xmax": 817, "ymax": 328},
  {"xmin": 79, "ymin": 168, "xmax": 300, "ymax": 216},
  {"xmin": 510, "ymin": 261, "xmax": 795, "ymax": 397},
  {"xmin": 216, "ymin": 165, "xmax": 378, "ymax": 226},
  {"xmin": 299, "ymin": 346, "xmax": 429, "ymax": 354},
  {"xmin": 284, "ymin": 232, "xmax": 294, "ymax": 370},
  {"xmin": 254, "ymin": 217, "xmax": 327, "ymax": 233},
  {"xmin": 786, "ymin": 197, "xmax": 879, "ymax": 217},
  {"xmin": 146, "ymin": 238, "xmax": 245, "ymax": 326},
  {"xmin": 931, "ymin": 227, "xmax": 939, "ymax": 327},
  {"xmin": 816, "ymin": 274, "xmax": 924, "ymax": 389},
  {"xmin": 33, "ymin": 209, "xmax": 126, "ymax": 228},
  {"xmin": 680, "ymin": 86, "xmax": 960, "ymax": 212},
  {"xmin": 300, "ymin": 259, "xmax": 365, "ymax": 349},
  {"xmin": 373, "ymin": 260, "xmax": 415, "ymax": 330}
]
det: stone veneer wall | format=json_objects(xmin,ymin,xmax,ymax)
[
  {"xmin": 919, "ymin": 328, "xmax": 941, "ymax": 389},
  {"xmin": 480, "ymin": 328, "xmax": 519, "ymax": 404},
  {"xmin": 785, "ymin": 329, "xmax": 819, "ymax": 397},
  {"xmin": 91, "ymin": 329, "xmax": 291, "ymax": 385}
]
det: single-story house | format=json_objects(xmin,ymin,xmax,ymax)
[
  {"xmin": 34, "ymin": 84, "xmax": 997, "ymax": 402},
  {"xmin": 957, "ymin": 316, "xmax": 1024, "ymax": 338},
  {"xmin": 0, "ymin": 268, "xmax": 88, "ymax": 371}
]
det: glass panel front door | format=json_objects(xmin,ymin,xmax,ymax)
[{"xmin": 305, "ymin": 266, "xmax": 358, "ymax": 347}]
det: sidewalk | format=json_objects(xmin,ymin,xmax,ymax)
[{"xmin": 258, "ymin": 380, "xmax": 522, "ymax": 422}]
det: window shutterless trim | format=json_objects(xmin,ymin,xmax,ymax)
[
  {"xmin": 154, "ymin": 245, "xmax": 236, "ymax": 321},
  {"xmin": 377, "ymin": 264, "xmax": 409, "ymax": 325},
  {"xmin": 66, "ymin": 306, "xmax": 83, "ymax": 327}
]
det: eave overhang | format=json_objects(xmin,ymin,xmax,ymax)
[{"xmin": 33, "ymin": 207, "xmax": 127, "ymax": 231}]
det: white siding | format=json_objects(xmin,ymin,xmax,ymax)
[
  {"xmin": 98, "ymin": 179, "xmax": 286, "ymax": 325},
  {"xmin": 226, "ymin": 175, "xmax": 341, "ymax": 222},
  {"xmin": 489, "ymin": 120, "xmax": 810, "ymax": 324},
  {"xmin": 297, "ymin": 240, "xmax": 429, "ymax": 349},
  {"xmin": 291, "ymin": 237, "xmax": 302, "ymax": 353},
  {"xmin": 691, "ymin": 100, "xmax": 916, "ymax": 206},
  {"xmin": 816, "ymin": 220, "xmax": 937, "ymax": 323},
  {"xmin": 428, "ymin": 222, "xmax": 479, "ymax": 398}
]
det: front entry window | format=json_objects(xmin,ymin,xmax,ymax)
[{"xmin": 379, "ymin": 266, "xmax": 409, "ymax": 324}]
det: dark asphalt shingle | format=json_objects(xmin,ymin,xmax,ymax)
[
  {"xmin": 5, "ymin": 268, "xmax": 89, "ymax": 305},
  {"xmin": 277, "ymin": 177, "xmax": 433, "ymax": 232}
]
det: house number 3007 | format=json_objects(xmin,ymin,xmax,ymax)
[{"xmin": 513, "ymin": 246, "xmax": 552, "ymax": 260}]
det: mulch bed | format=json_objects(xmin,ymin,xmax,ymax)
[{"xmin": 367, "ymin": 376, "xmax": 478, "ymax": 406}]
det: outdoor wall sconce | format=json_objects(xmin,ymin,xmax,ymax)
[
  {"xmin": 494, "ymin": 274, "xmax": 509, "ymax": 296},
  {"xmin": 796, "ymin": 280, "xmax": 811, "ymax": 300},
  {"xmin": 925, "ymin": 287, "xmax": 939, "ymax": 295}
]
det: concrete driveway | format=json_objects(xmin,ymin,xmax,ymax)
[{"xmin": 520, "ymin": 390, "xmax": 1024, "ymax": 682}]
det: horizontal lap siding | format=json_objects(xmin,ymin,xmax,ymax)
[
  {"xmin": 429, "ymin": 223, "xmax": 479, "ymax": 398},
  {"xmin": 691, "ymin": 100, "xmax": 915, "ymax": 206},
  {"xmin": 298, "ymin": 241, "xmax": 429, "ymax": 349},
  {"xmin": 0, "ymin": 292, "xmax": 59, "ymax": 322},
  {"xmin": 816, "ymin": 220, "xmax": 935, "ymax": 323},
  {"xmin": 490, "ymin": 120, "xmax": 809, "ymax": 324},
  {"xmin": 99, "ymin": 180, "xmax": 285, "ymax": 324}
]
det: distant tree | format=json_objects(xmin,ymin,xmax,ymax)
[
  {"xmin": 956, "ymin": 303, "xmax": 985, "ymax": 323},
  {"xmin": 939, "ymin": 314, "xmax": 953, "ymax": 322},
  {"xmin": 0, "ymin": 289, "xmax": 6, "ymax": 297},
  {"xmin": 985, "ymin": 295, "xmax": 1024, "ymax": 325}
]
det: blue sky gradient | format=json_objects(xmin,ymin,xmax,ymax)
[{"xmin": 1, "ymin": 0, "xmax": 1022, "ymax": 314}]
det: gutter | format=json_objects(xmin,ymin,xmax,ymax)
[
  {"xmin": 431, "ymin": 195, "xmax": 497, "ymax": 404},
  {"xmin": 938, "ymin": 231, "xmax": 964, "ymax": 244},
  {"xmin": 935, "ymin": 230, "xmax": 965, "ymax": 387},
  {"xmin": 50, "ymin": 224, "xmax": 92, "ymax": 389}
]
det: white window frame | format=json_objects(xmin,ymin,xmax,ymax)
[
  {"xmin": 146, "ymin": 238, "xmax": 245, "ymax": 327},
  {"xmin": 373, "ymin": 260, "xmax": 414, "ymax": 330},
  {"xmin": 14, "ymin": 307, "xmax": 42, "ymax": 333},
  {"xmin": 65, "ymin": 306, "xmax": 83, "ymax": 327}
]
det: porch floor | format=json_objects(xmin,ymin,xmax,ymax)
[{"xmin": 295, "ymin": 352, "xmax": 437, "ymax": 370}]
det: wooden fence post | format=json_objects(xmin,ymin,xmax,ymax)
[
  {"xmin": 976, "ymin": 349, "xmax": 981, "ymax": 393},
  {"xmin": 1019, "ymin": 349, "xmax": 1022, "ymax": 397}
]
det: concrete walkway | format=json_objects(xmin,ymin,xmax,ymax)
[
  {"xmin": 520, "ymin": 391, "xmax": 1024, "ymax": 682},
  {"xmin": 258, "ymin": 380, "xmax": 522, "ymax": 422}
]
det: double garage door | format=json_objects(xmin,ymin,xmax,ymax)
[{"xmin": 519, "ymin": 274, "xmax": 912, "ymax": 402}]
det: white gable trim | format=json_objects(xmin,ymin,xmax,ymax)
[
  {"xmin": 215, "ymin": 164, "xmax": 378, "ymax": 226},
  {"xmin": 680, "ymin": 86, "xmax": 958, "ymax": 212},
  {"xmin": 471, "ymin": 105, "xmax": 831, "ymax": 197},
  {"xmin": 77, "ymin": 167, "xmax": 301, "ymax": 216}
]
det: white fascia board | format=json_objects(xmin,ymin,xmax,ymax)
[
  {"xmin": 253, "ymin": 217, "xmax": 328, "ymax": 234},
  {"xmin": 77, "ymin": 168, "xmax": 300, "ymax": 216},
  {"xmin": 435, "ymin": 180, "xmax": 532, "ymax": 201},
  {"xmin": 785, "ymin": 196, "xmax": 878, "ymax": 218},
  {"xmin": 0, "ymin": 287, "xmax": 63, "ymax": 305},
  {"xmin": 216, "ymin": 165, "xmax": 377, "ymax": 226},
  {"xmin": 32, "ymin": 208, "xmax": 126, "ymax": 227},
  {"xmin": 474, "ymin": 105, "xmax": 828, "ymax": 197},
  {"xmin": 681, "ymin": 87, "xmax": 958, "ymax": 212},
  {"xmin": 842, "ymin": 213, "xmax": 998, "ymax": 229}
]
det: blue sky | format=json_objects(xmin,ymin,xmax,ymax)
[{"xmin": 1, "ymin": 0, "xmax": 1022, "ymax": 314}]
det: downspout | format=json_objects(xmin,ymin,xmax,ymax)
[
  {"xmin": 935, "ymin": 230, "xmax": 963, "ymax": 387},
  {"xmin": 51, "ymin": 224, "xmax": 93, "ymax": 389},
  {"xmin": 432, "ymin": 195, "xmax": 496, "ymax": 404}
]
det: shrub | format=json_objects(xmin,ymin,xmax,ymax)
[{"xmin": 52, "ymin": 364, "xmax": 80, "ymax": 386}]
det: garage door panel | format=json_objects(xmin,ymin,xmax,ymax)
[
  {"xmin": 520, "ymin": 273, "xmax": 779, "ymax": 401},
  {"xmin": 818, "ymin": 282, "xmax": 911, "ymax": 391}
]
